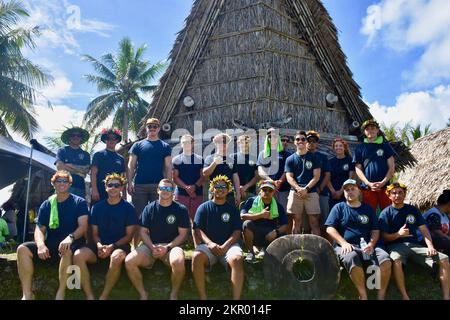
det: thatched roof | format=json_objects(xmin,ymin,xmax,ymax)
[
  {"xmin": 141, "ymin": 0, "xmax": 372, "ymax": 137},
  {"xmin": 398, "ymin": 127, "xmax": 450, "ymax": 211}
]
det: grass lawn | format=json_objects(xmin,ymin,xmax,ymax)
[{"xmin": 0, "ymin": 247, "xmax": 444, "ymax": 300}]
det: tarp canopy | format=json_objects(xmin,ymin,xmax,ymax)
[{"xmin": 0, "ymin": 136, "xmax": 56, "ymax": 189}]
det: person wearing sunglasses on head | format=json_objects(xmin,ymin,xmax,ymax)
[
  {"xmin": 16, "ymin": 170, "xmax": 89, "ymax": 300},
  {"xmin": 55, "ymin": 127, "xmax": 91, "ymax": 199},
  {"xmin": 285, "ymin": 131, "xmax": 321, "ymax": 235},
  {"xmin": 73, "ymin": 173, "xmax": 137, "ymax": 300},
  {"xmin": 127, "ymin": 118, "xmax": 172, "ymax": 245},
  {"xmin": 90, "ymin": 128, "xmax": 126, "ymax": 205},
  {"xmin": 192, "ymin": 175, "xmax": 244, "ymax": 300},
  {"xmin": 203, "ymin": 133, "xmax": 241, "ymax": 207},
  {"xmin": 240, "ymin": 180, "xmax": 288, "ymax": 263},
  {"xmin": 125, "ymin": 179, "xmax": 190, "ymax": 300}
]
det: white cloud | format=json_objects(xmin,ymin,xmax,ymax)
[
  {"xmin": 361, "ymin": 0, "xmax": 450, "ymax": 87},
  {"xmin": 368, "ymin": 85, "xmax": 450, "ymax": 130},
  {"xmin": 19, "ymin": 0, "xmax": 115, "ymax": 55}
]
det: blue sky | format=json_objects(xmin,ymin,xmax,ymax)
[{"xmin": 12, "ymin": 0, "xmax": 450, "ymax": 142}]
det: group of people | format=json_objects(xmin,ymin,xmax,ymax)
[{"xmin": 13, "ymin": 117, "xmax": 450, "ymax": 300}]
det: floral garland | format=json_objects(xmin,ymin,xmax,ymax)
[{"xmin": 101, "ymin": 128, "xmax": 122, "ymax": 136}]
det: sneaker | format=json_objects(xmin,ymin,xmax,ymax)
[
  {"xmin": 245, "ymin": 253, "xmax": 255, "ymax": 263},
  {"xmin": 256, "ymin": 248, "xmax": 265, "ymax": 259}
]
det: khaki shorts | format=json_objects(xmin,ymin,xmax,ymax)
[
  {"xmin": 136, "ymin": 243, "xmax": 184, "ymax": 268},
  {"xmin": 387, "ymin": 242, "xmax": 448, "ymax": 269},
  {"xmin": 287, "ymin": 190, "xmax": 321, "ymax": 216},
  {"xmin": 195, "ymin": 243, "xmax": 242, "ymax": 271}
]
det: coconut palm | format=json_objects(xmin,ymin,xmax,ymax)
[
  {"xmin": 0, "ymin": 0, "xmax": 51, "ymax": 139},
  {"xmin": 82, "ymin": 37, "xmax": 166, "ymax": 142},
  {"xmin": 409, "ymin": 123, "xmax": 432, "ymax": 142}
]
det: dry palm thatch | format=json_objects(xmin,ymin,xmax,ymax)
[
  {"xmin": 140, "ymin": 0, "xmax": 372, "ymax": 138},
  {"xmin": 398, "ymin": 127, "xmax": 450, "ymax": 211}
]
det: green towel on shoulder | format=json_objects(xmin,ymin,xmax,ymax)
[
  {"xmin": 248, "ymin": 196, "xmax": 279, "ymax": 219},
  {"xmin": 48, "ymin": 194, "xmax": 59, "ymax": 229},
  {"xmin": 264, "ymin": 135, "xmax": 283, "ymax": 158},
  {"xmin": 364, "ymin": 136, "xmax": 383, "ymax": 144}
]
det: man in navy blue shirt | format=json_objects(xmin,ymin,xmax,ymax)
[
  {"xmin": 240, "ymin": 180, "xmax": 288, "ymax": 263},
  {"xmin": 203, "ymin": 133, "xmax": 241, "ymax": 207},
  {"xmin": 231, "ymin": 134, "xmax": 259, "ymax": 203},
  {"xmin": 257, "ymin": 129, "xmax": 292, "ymax": 211},
  {"xmin": 326, "ymin": 179, "xmax": 391, "ymax": 300},
  {"xmin": 127, "ymin": 118, "xmax": 172, "ymax": 218},
  {"xmin": 73, "ymin": 173, "xmax": 137, "ymax": 300},
  {"xmin": 172, "ymin": 134, "xmax": 204, "ymax": 226},
  {"xmin": 91, "ymin": 128, "xmax": 125, "ymax": 204},
  {"xmin": 56, "ymin": 127, "xmax": 91, "ymax": 199},
  {"xmin": 192, "ymin": 175, "xmax": 244, "ymax": 300},
  {"xmin": 379, "ymin": 182, "xmax": 449, "ymax": 300},
  {"xmin": 125, "ymin": 179, "xmax": 190, "ymax": 300},
  {"xmin": 16, "ymin": 171, "xmax": 89, "ymax": 300},
  {"xmin": 285, "ymin": 131, "xmax": 321, "ymax": 235},
  {"xmin": 354, "ymin": 120, "xmax": 395, "ymax": 212}
]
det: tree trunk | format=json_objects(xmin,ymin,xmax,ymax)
[{"xmin": 122, "ymin": 100, "xmax": 129, "ymax": 142}]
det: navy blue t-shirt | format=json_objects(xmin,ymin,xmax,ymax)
[
  {"xmin": 257, "ymin": 150, "xmax": 292, "ymax": 192},
  {"xmin": 56, "ymin": 146, "xmax": 91, "ymax": 190},
  {"xmin": 172, "ymin": 153, "xmax": 203, "ymax": 196},
  {"xmin": 91, "ymin": 149, "xmax": 125, "ymax": 199},
  {"xmin": 284, "ymin": 152, "xmax": 320, "ymax": 192},
  {"xmin": 37, "ymin": 194, "xmax": 89, "ymax": 247},
  {"xmin": 90, "ymin": 199, "xmax": 137, "ymax": 245},
  {"xmin": 379, "ymin": 204, "xmax": 426, "ymax": 244},
  {"xmin": 240, "ymin": 196, "xmax": 288, "ymax": 229},
  {"xmin": 329, "ymin": 156, "xmax": 355, "ymax": 191},
  {"xmin": 140, "ymin": 201, "xmax": 190, "ymax": 244},
  {"xmin": 130, "ymin": 139, "xmax": 171, "ymax": 184},
  {"xmin": 194, "ymin": 200, "xmax": 242, "ymax": 245},
  {"xmin": 204, "ymin": 154, "xmax": 237, "ymax": 182},
  {"xmin": 353, "ymin": 142, "xmax": 395, "ymax": 188},
  {"xmin": 325, "ymin": 202, "xmax": 379, "ymax": 245},
  {"xmin": 312, "ymin": 151, "xmax": 331, "ymax": 196},
  {"xmin": 231, "ymin": 152, "xmax": 258, "ymax": 194}
]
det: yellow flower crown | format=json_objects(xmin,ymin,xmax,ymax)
[
  {"xmin": 386, "ymin": 182, "xmax": 407, "ymax": 195},
  {"xmin": 209, "ymin": 175, "xmax": 233, "ymax": 191},
  {"xmin": 104, "ymin": 173, "xmax": 127, "ymax": 186}
]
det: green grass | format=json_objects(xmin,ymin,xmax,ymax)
[{"xmin": 0, "ymin": 249, "xmax": 444, "ymax": 300}]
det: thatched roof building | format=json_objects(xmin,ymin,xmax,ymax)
[
  {"xmin": 398, "ymin": 127, "xmax": 450, "ymax": 211},
  {"xmin": 142, "ymin": 0, "xmax": 371, "ymax": 138}
]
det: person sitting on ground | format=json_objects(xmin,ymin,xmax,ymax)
[
  {"xmin": 325, "ymin": 179, "xmax": 392, "ymax": 300},
  {"xmin": 192, "ymin": 175, "xmax": 244, "ymax": 300},
  {"xmin": 16, "ymin": 170, "xmax": 89, "ymax": 300},
  {"xmin": 240, "ymin": 180, "xmax": 288, "ymax": 263},
  {"xmin": 421, "ymin": 190, "xmax": 450, "ymax": 256},
  {"xmin": 1, "ymin": 200, "xmax": 17, "ymax": 239},
  {"xmin": 379, "ymin": 182, "xmax": 450, "ymax": 300},
  {"xmin": 125, "ymin": 179, "xmax": 190, "ymax": 300},
  {"xmin": 0, "ymin": 216, "xmax": 10, "ymax": 248},
  {"xmin": 73, "ymin": 173, "xmax": 137, "ymax": 300}
]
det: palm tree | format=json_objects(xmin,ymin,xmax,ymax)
[
  {"xmin": 409, "ymin": 123, "xmax": 432, "ymax": 142},
  {"xmin": 82, "ymin": 37, "xmax": 166, "ymax": 142},
  {"xmin": 0, "ymin": 0, "xmax": 51, "ymax": 139}
]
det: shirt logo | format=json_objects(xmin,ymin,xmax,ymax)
[
  {"xmin": 358, "ymin": 215, "xmax": 369, "ymax": 225},
  {"xmin": 249, "ymin": 160, "xmax": 255, "ymax": 166},
  {"xmin": 305, "ymin": 161, "xmax": 313, "ymax": 170},
  {"xmin": 343, "ymin": 164, "xmax": 349, "ymax": 171},
  {"xmin": 406, "ymin": 214, "xmax": 416, "ymax": 225},
  {"xmin": 221, "ymin": 213, "xmax": 231, "ymax": 223},
  {"xmin": 228, "ymin": 163, "xmax": 234, "ymax": 170},
  {"xmin": 166, "ymin": 215, "xmax": 176, "ymax": 224},
  {"xmin": 78, "ymin": 153, "xmax": 85, "ymax": 160},
  {"xmin": 376, "ymin": 149, "xmax": 384, "ymax": 157}
]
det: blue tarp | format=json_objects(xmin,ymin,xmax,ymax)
[{"xmin": 0, "ymin": 136, "xmax": 56, "ymax": 189}]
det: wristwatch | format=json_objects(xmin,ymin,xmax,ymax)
[
  {"xmin": 69, "ymin": 233, "xmax": 75, "ymax": 240},
  {"xmin": 112, "ymin": 243, "xmax": 119, "ymax": 250},
  {"xmin": 305, "ymin": 186, "xmax": 311, "ymax": 192}
]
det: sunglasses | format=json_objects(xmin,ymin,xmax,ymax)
[
  {"xmin": 147, "ymin": 124, "xmax": 160, "ymax": 129},
  {"xmin": 159, "ymin": 186, "xmax": 174, "ymax": 192},
  {"xmin": 106, "ymin": 183, "xmax": 122, "ymax": 188},
  {"xmin": 307, "ymin": 138, "xmax": 319, "ymax": 143},
  {"xmin": 55, "ymin": 178, "xmax": 69, "ymax": 184},
  {"xmin": 281, "ymin": 139, "xmax": 289, "ymax": 142},
  {"xmin": 214, "ymin": 184, "xmax": 228, "ymax": 190},
  {"xmin": 295, "ymin": 137, "xmax": 307, "ymax": 142},
  {"xmin": 261, "ymin": 188, "xmax": 274, "ymax": 193},
  {"xmin": 106, "ymin": 136, "xmax": 118, "ymax": 141},
  {"xmin": 71, "ymin": 134, "xmax": 81, "ymax": 138}
]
